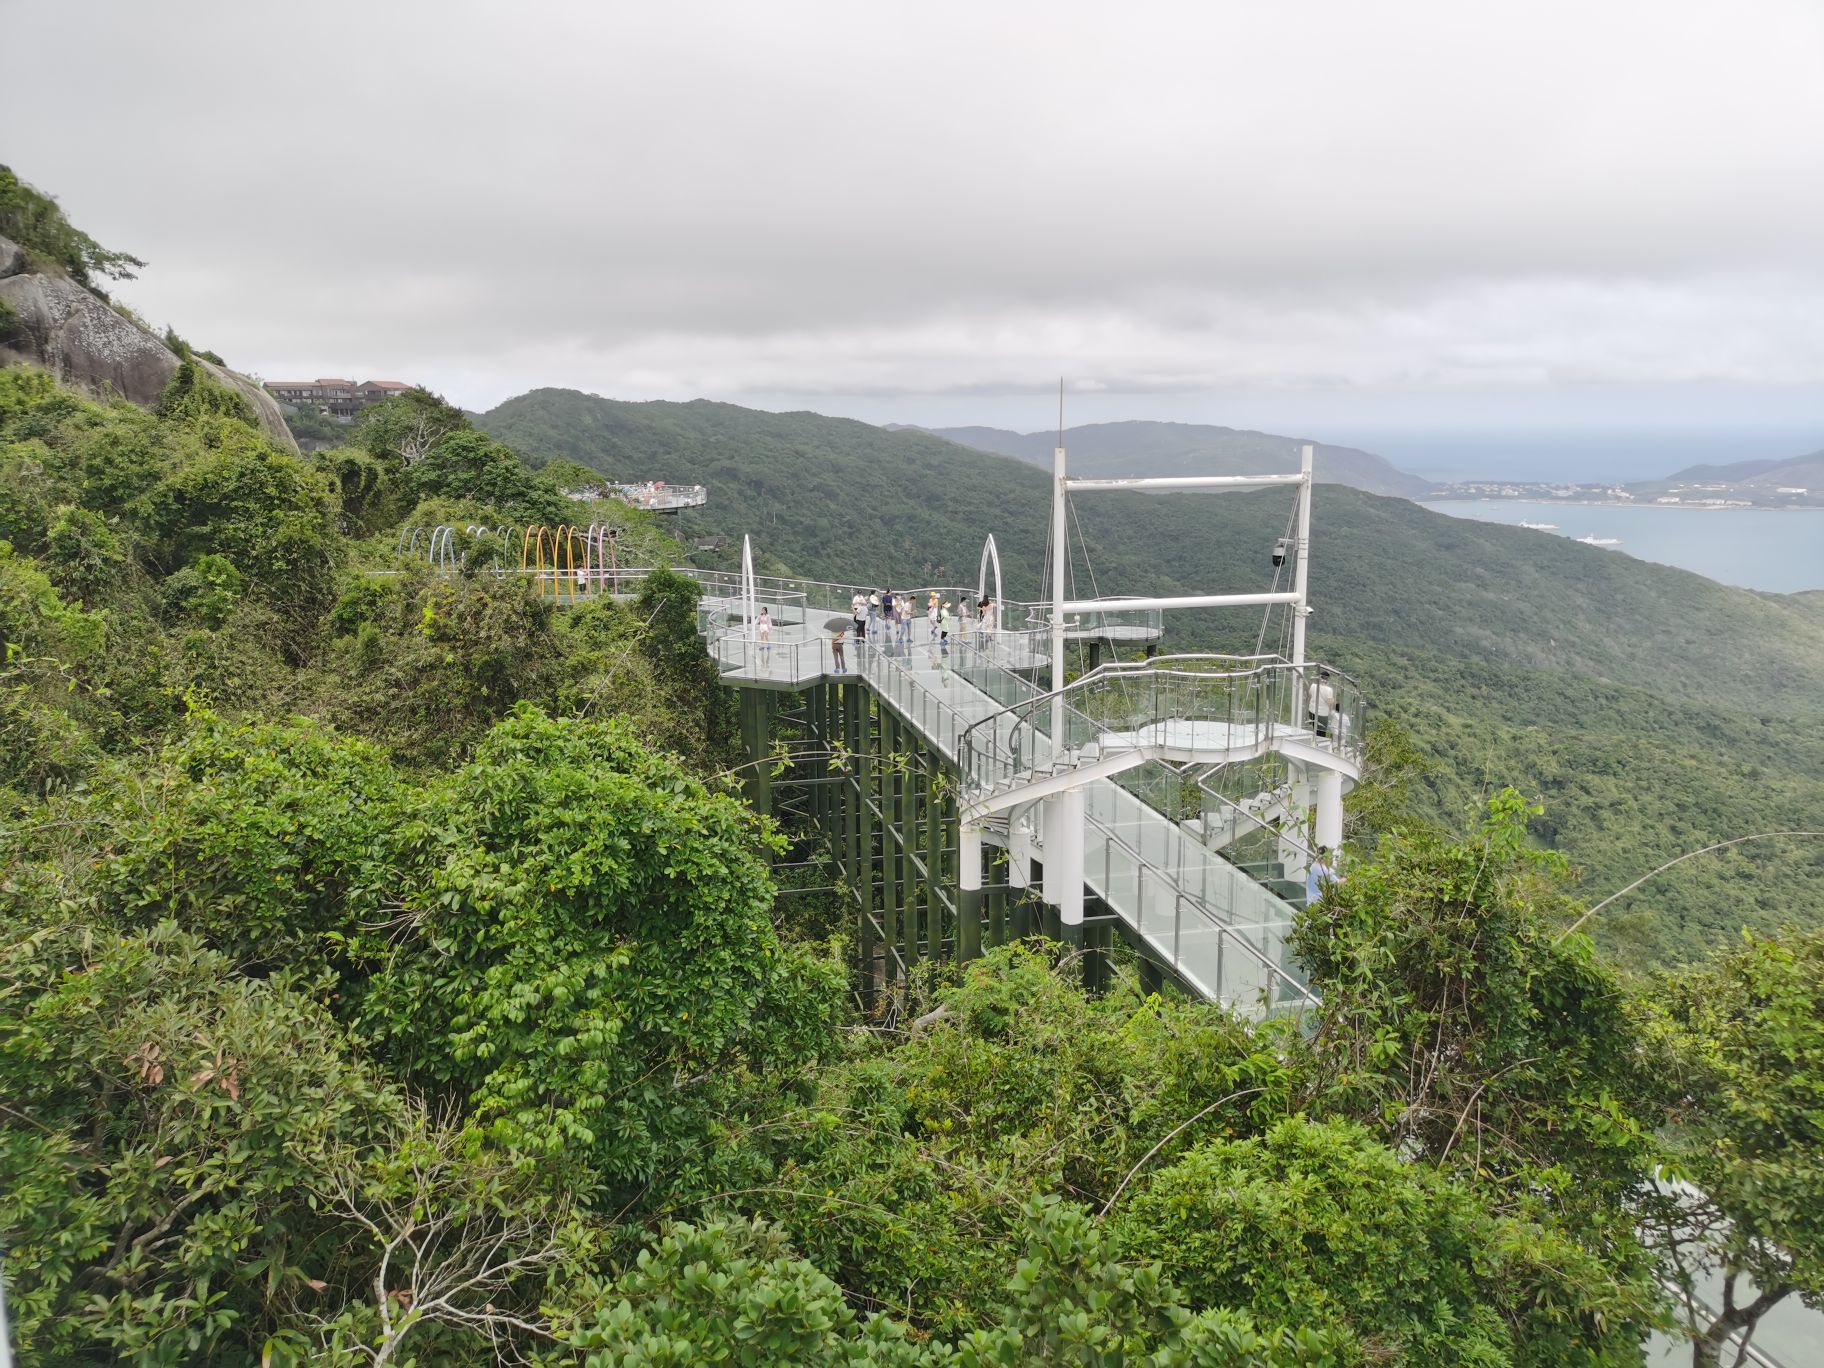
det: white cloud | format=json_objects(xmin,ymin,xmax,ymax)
[{"xmin": 3, "ymin": 0, "xmax": 1821, "ymax": 446}]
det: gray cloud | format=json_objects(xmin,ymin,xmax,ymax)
[{"xmin": 4, "ymin": 0, "xmax": 1822, "ymax": 459}]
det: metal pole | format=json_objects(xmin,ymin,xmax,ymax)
[
  {"xmin": 1050, "ymin": 438, "xmax": 1068, "ymax": 745},
  {"xmin": 1292, "ymin": 443, "xmax": 1314, "ymax": 668}
]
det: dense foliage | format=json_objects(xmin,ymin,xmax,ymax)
[{"xmin": 3, "ymin": 295, "xmax": 1818, "ymax": 1359}]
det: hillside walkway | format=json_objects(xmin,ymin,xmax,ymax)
[{"xmin": 695, "ymin": 577, "xmax": 1357, "ymax": 1013}]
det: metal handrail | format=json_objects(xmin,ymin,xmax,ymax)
[
  {"xmin": 958, "ymin": 654, "xmax": 1366, "ymax": 807},
  {"xmin": 1083, "ymin": 808, "xmax": 1319, "ymax": 1010}
]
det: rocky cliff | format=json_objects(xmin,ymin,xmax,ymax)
[{"xmin": 0, "ymin": 233, "xmax": 297, "ymax": 452}]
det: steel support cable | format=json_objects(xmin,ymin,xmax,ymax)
[
  {"xmin": 1555, "ymin": 831, "xmax": 1824, "ymax": 942},
  {"xmin": 1255, "ymin": 491, "xmax": 1301, "ymax": 658}
]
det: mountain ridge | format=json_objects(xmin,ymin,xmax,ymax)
[{"xmin": 910, "ymin": 418, "xmax": 1434, "ymax": 499}]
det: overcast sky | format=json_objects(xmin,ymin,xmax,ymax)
[{"xmin": 5, "ymin": 0, "xmax": 1822, "ymax": 477}]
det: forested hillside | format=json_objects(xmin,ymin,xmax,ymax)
[
  {"xmin": 9, "ymin": 364, "xmax": 1823, "ymax": 1366},
  {"xmin": 919, "ymin": 418, "xmax": 1434, "ymax": 498},
  {"xmin": 7, "ymin": 126, "xmax": 1822, "ymax": 1368},
  {"xmin": 481, "ymin": 387, "xmax": 1824, "ymax": 968}
]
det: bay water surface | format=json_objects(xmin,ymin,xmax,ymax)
[{"xmin": 1420, "ymin": 500, "xmax": 1824, "ymax": 594}]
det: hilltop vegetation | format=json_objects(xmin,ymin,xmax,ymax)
[
  {"xmin": 480, "ymin": 386, "xmax": 1824, "ymax": 970},
  {"xmin": 4, "ymin": 360, "xmax": 1822, "ymax": 1363}
]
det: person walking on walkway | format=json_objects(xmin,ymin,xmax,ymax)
[
  {"xmin": 851, "ymin": 592, "xmax": 868, "ymax": 642},
  {"xmin": 1306, "ymin": 846, "xmax": 1342, "ymax": 904},
  {"xmin": 757, "ymin": 607, "xmax": 772, "ymax": 664},
  {"xmin": 831, "ymin": 627, "xmax": 848, "ymax": 674},
  {"xmin": 868, "ymin": 591, "xmax": 881, "ymax": 634},
  {"xmin": 927, "ymin": 593, "xmax": 940, "ymax": 641},
  {"xmin": 898, "ymin": 593, "xmax": 914, "ymax": 647},
  {"xmin": 980, "ymin": 596, "xmax": 996, "ymax": 641},
  {"xmin": 939, "ymin": 601, "xmax": 955, "ymax": 655}
]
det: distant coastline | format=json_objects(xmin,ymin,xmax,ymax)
[{"xmin": 1424, "ymin": 496, "xmax": 1821, "ymax": 512}]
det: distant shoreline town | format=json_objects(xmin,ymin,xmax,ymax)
[{"xmin": 1427, "ymin": 479, "xmax": 1819, "ymax": 511}]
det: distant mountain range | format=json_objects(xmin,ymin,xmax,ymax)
[
  {"xmin": 901, "ymin": 420, "xmax": 1435, "ymax": 499},
  {"xmin": 1649, "ymin": 449, "xmax": 1823, "ymax": 490}
]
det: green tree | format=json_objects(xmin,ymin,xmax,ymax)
[
  {"xmin": 0, "ymin": 916, "xmax": 402, "ymax": 1362},
  {"xmin": 1292, "ymin": 792, "xmax": 1660, "ymax": 1208},
  {"xmin": 102, "ymin": 712, "xmax": 401, "ymax": 972},
  {"xmin": 134, "ymin": 422, "xmax": 341, "ymax": 625},
  {"xmin": 407, "ymin": 429, "xmax": 572, "ymax": 524},
  {"xmin": 634, "ymin": 565, "xmax": 736, "ymax": 759},
  {"xmin": 156, "ymin": 356, "xmax": 256, "ymax": 427},
  {"xmin": 351, "ymin": 708, "xmax": 844, "ymax": 1195},
  {"xmin": 1648, "ymin": 929, "xmax": 1824, "ymax": 1367},
  {"xmin": 353, "ymin": 386, "xmax": 470, "ymax": 468},
  {"xmin": 0, "ymin": 163, "xmax": 146, "ymax": 291},
  {"xmin": 1118, "ymin": 1116, "xmax": 1654, "ymax": 1367},
  {"xmin": 43, "ymin": 502, "xmax": 128, "ymax": 605}
]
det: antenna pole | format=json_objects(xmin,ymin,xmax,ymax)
[
  {"xmin": 1051, "ymin": 383, "xmax": 1068, "ymax": 745},
  {"xmin": 1291, "ymin": 443, "xmax": 1313, "ymax": 668}
]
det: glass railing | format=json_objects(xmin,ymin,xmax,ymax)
[{"xmin": 1077, "ymin": 784, "xmax": 1317, "ymax": 1012}]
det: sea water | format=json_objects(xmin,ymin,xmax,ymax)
[{"xmin": 1420, "ymin": 501, "xmax": 1824, "ymax": 594}]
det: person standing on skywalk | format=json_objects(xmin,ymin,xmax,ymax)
[
  {"xmin": 1306, "ymin": 847, "xmax": 1343, "ymax": 905},
  {"xmin": 1306, "ymin": 671, "xmax": 1338, "ymax": 739}
]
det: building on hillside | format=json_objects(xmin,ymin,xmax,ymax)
[{"xmin": 266, "ymin": 378, "xmax": 413, "ymax": 422}]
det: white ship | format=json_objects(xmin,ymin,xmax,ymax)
[
  {"xmin": 1576, "ymin": 535, "xmax": 1621, "ymax": 547},
  {"xmin": 1519, "ymin": 520, "xmax": 1558, "ymax": 530}
]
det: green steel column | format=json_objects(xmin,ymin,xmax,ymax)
[
  {"xmin": 857, "ymin": 691, "xmax": 876, "ymax": 995},
  {"xmin": 808, "ymin": 683, "xmax": 825, "ymax": 843},
  {"xmin": 882, "ymin": 711, "xmax": 904, "ymax": 992},
  {"xmin": 841, "ymin": 681, "xmax": 862, "ymax": 939},
  {"xmin": 986, "ymin": 846, "xmax": 1007, "ymax": 947},
  {"xmin": 1138, "ymin": 954, "xmax": 1163, "ymax": 997},
  {"xmin": 924, "ymin": 745, "xmax": 943, "ymax": 961},
  {"xmin": 903, "ymin": 729, "xmax": 922, "ymax": 977},
  {"xmin": 754, "ymin": 691, "xmax": 773, "ymax": 824},
  {"xmin": 893, "ymin": 713, "xmax": 913, "ymax": 986}
]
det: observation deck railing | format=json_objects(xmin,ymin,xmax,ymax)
[{"xmin": 956, "ymin": 655, "xmax": 1365, "ymax": 813}]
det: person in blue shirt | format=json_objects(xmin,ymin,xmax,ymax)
[{"xmin": 1306, "ymin": 846, "xmax": 1342, "ymax": 904}]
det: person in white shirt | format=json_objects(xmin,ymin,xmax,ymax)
[
  {"xmin": 1307, "ymin": 671, "xmax": 1338, "ymax": 739},
  {"xmin": 756, "ymin": 607, "xmax": 772, "ymax": 663},
  {"xmin": 1306, "ymin": 846, "xmax": 1343, "ymax": 904}
]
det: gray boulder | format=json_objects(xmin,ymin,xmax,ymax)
[
  {"xmin": 0, "ymin": 262, "xmax": 298, "ymax": 453},
  {"xmin": 0, "ymin": 233, "xmax": 26, "ymax": 280}
]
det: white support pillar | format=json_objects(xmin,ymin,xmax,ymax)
[
  {"xmin": 1291, "ymin": 443, "xmax": 1314, "ymax": 668},
  {"xmin": 960, "ymin": 820, "xmax": 983, "ymax": 893},
  {"xmin": 1314, "ymin": 767, "xmax": 1343, "ymax": 854},
  {"xmin": 1008, "ymin": 804, "xmax": 1034, "ymax": 888},
  {"xmin": 1042, "ymin": 788, "xmax": 1086, "ymax": 927}
]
